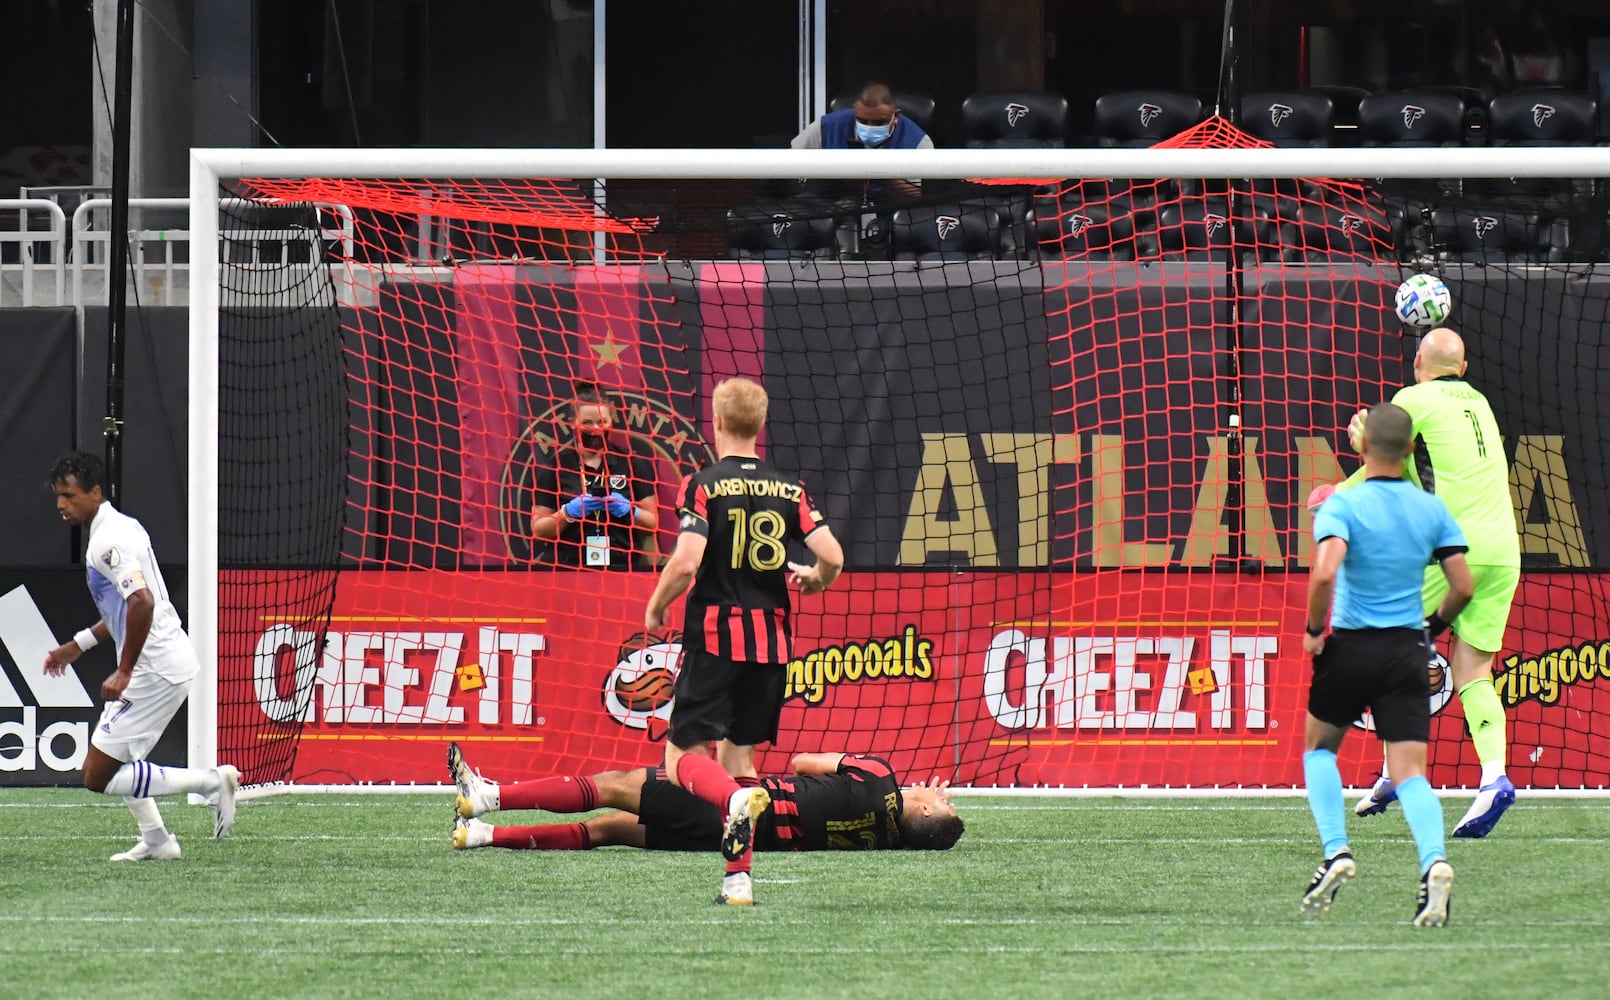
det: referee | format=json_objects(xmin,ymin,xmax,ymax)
[{"xmin": 1298, "ymin": 403, "xmax": 1474, "ymax": 928}]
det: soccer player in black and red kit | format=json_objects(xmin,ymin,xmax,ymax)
[
  {"xmin": 643, "ymin": 376, "xmax": 844, "ymax": 905},
  {"xmin": 448, "ymin": 746, "xmax": 964, "ymax": 853}
]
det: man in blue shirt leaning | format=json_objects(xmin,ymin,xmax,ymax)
[
  {"xmin": 791, "ymin": 81, "xmax": 933, "ymax": 204},
  {"xmin": 1298, "ymin": 403, "xmax": 1474, "ymax": 928}
]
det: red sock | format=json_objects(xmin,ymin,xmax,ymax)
[
  {"xmin": 735, "ymin": 775, "xmax": 761, "ymax": 788},
  {"xmin": 490, "ymin": 823, "xmax": 592, "ymax": 851},
  {"xmin": 497, "ymin": 776, "xmax": 598, "ymax": 813},
  {"xmin": 674, "ymin": 753, "xmax": 741, "ymax": 810}
]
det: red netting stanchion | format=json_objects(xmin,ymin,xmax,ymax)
[{"xmin": 214, "ymin": 176, "xmax": 1046, "ymax": 787}]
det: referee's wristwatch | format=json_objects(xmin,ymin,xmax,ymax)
[{"xmin": 1304, "ymin": 622, "xmax": 1326, "ymax": 638}]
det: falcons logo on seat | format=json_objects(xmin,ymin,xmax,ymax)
[
  {"xmin": 771, "ymin": 217, "xmax": 792, "ymax": 238},
  {"xmin": 1005, "ymin": 102, "xmax": 1030, "ymax": 127},
  {"xmin": 1203, "ymin": 214, "xmax": 1227, "ymax": 238},
  {"xmin": 1473, "ymin": 216, "xmax": 1498, "ymax": 239},
  {"xmin": 1532, "ymin": 104, "xmax": 1557, "ymax": 127},
  {"xmin": 1067, "ymin": 214, "xmax": 1093, "ymax": 237},
  {"xmin": 1340, "ymin": 215, "xmax": 1364, "ymax": 233},
  {"xmin": 1401, "ymin": 105, "xmax": 1426, "ymax": 128},
  {"xmin": 936, "ymin": 216, "xmax": 960, "ymax": 239},
  {"xmin": 1138, "ymin": 103, "xmax": 1163, "ymax": 128},
  {"xmin": 1268, "ymin": 104, "xmax": 1293, "ymax": 127}
]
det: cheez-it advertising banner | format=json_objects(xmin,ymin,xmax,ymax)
[{"xmin": 221, "ymin": 570, "xmax": 1610, "ymax": 788}]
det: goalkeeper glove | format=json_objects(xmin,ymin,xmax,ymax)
[
  {"xmin": 605, "ymin": 492, "xmax": 635, "ymax": 519},
  {"xmin": 1346, "ymin": 408, "xmax": 1369, "ymax": 453}
]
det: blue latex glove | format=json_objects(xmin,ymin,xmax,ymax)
[
  {"xmin": 562, "ymin": 494, "xmax": 607, "ymax": 519},
  {"xmin": 605, "ymin": 491, "xmax": 634, "ymax": 519}
]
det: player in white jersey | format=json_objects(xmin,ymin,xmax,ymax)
[{"xmin": 42, "ymin": 451, "xmax": 240, "ymax": 861}]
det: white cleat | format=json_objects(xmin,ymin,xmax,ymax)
[
  {"xmin": 1300, "ymin": 852, "xmax": 1356, "ymax": 916},
  {"xmin": 111, "ymin": 834, "xmax": 182, "ymax": 862},
  {"xmin": 720, "ymin": 787, "xmax": 770, "ymax": 862},
  {"xmin": 1412, "ymin": 860, "xmax": 1454, "ymax": 927},
  {"xmin": 210, "ymin": 765, "xmax": 241, "ymax": 839},
  {"xmin": 452, "ymin": 816, "xmax": 493, "ymax": 850},
  {"xmin": 448, "ymin": 741, "xmax": 499, "ymax": 818},
  {"xmin": 715, "ymin": 871, "xmax": 754, "ymax": 907}
]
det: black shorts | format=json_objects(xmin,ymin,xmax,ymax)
[
  {"xmin": 666, "ymin": 649, "xmax": 787, "ymax": 748},
  {"xmin": 1308, "ymin": 628, "xmax": 1432, "ymax": 743},
  {"xmin": 638, "ymin": 766, "xmax": 721, "ymax": 851}
]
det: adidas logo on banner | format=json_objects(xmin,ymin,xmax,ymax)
[{"xmin": 0, "ymin": 585, "xmax": 94, "ymax": 773}]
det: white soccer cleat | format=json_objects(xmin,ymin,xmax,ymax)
[
  {"xmin": 1412, "ymin": 860, "xmax": 1455, "ymax": 927},
  {"xmin": 210, "ymin": 765, "xmax": 241, "ymax": 839},
  {"xmin": 1353, "ymin": 775, "xmax": 1398, "ymax": 817},
  {"xmin": 111, "ymin": 834, "xmax": 182, "ymax": 862},
  {"xmin": 1452, "ymin": 776, "xmax": 1516, "ymax": 839},
  {"xmin": 1299, "ymin": 852, "xmax": 1356, "ymax": 916},
  {"xmin": 452, "ymin": 816, "xmax": 493, "ymax": 850},
  {"xmin": 714, "ymin": 871, "xmax": 754, "ymax": 907},
  {"xmin": 720, "ymin": 786, "xmax": 770, "ymax": 862},
  {"xmin": 448, "ymin": 741, "xmax": 499, "ymax": 818}
]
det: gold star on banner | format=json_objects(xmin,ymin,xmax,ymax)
[{"xmin": 590, "ymin": 329, "xmax": 631, "ymax": 368}]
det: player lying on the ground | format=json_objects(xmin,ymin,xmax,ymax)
[{"xmin": 446, "ymin": 742, "xmax": 964, "ymax": 853}]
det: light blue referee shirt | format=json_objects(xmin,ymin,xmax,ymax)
[{"xmin": 1313, "ymin": 477, "xmax": 1467, "ymax": 630}]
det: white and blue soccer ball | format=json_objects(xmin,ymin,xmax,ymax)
[{"xmin": 1394, "ymin": 273, "xmax": 1452, "ymax": 329}]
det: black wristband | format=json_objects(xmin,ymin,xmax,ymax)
[
  {"xmin": 1425, "ymin": 613, "xmax": 1451, "ymax": 640},
  {"xmin": 1305, "ymin": 623, "xmax": 1326, "ymax": 638}
]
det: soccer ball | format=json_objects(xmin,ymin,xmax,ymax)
[{"xmin": 1394, "ymin": 274, "xmax": 1452, "ymax": 329}]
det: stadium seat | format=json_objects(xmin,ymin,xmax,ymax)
[
  {"xmin": 1271, "ymin": 200, "xmax": 1392, "ymax": 262},
  {"xmin": 1306, "ymin": 85, "xmax": 1370, "ymax": 145},
  {"xmin": 1405, "ymin": 85, "xmax": 1492, "ymax": 145},
  {"xmin": 1034, "ymin": 193, "xmax": 1140, "ymax": 260},
  {"xmin": 961, "ymin": 92, "xmax": 1070, "ymax": 148},
  {"xmin": 1154, "ymin": 199, "xmax": 1239, "ymax": 261},
  {"xmin": 960, "ymin": 190, "xmax": 1036, "ymax": 259},
  {"xmin": 1423, "ymin": 206, "xmax": 1545, "ymax": 263},
  {"xmin": 725, "ymin": 203, "xmax": 837, "ymax": 259},
  {"xmin": 827, "ymin": 90, "xmax": 938, "ymax": 137},
  {"xmin": 1357, "ymin": 91, "xmax": 1465, "ymax": 146},
  {"xmin": 1239, "ymin": 91, "xmax": 1334, "ymax": 147},
  {"xmin": 1487, "ymin": 88, "xmax": 1599, "ymax": 145},
  {"xmin": 889, "ymin": 203, "xmax": 1003, "ymax": 260},
  {"xmin": 1092, "ymin": 90, "xmax": 1202, "ymax": 147}
]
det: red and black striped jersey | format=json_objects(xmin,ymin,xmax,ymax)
[
  {"xmin": 756, "ymin": 755, "xmax": 903, "ymax": 851},
  {"xmin": 675, "ymin": 455, "xmax": 827, "ymax": 664}
]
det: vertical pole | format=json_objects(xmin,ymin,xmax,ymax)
[
  {"xmin": 188, "ymin": 151, "xmax": 222, "ymax": 775},
  {"xmin": 104, "ymin": 0, "xmax": 136, "ymax": 501},
  {"xmin": 1216, "ymin": 0, "xmax": 1251, "ymax": 568}
]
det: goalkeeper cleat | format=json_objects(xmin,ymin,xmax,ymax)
[
  {"xmin": 209, "ymin": 765, "xmax": 241, "ymax": 839},
  {"xmin": 1299, "ymin": 851, "xmax": 1356, "ymax": 917},
  {"xmin": 452, "ymin": 816, "xmax": 493, "ymax": 850},
  {"xmin": 1354, "ymin": 775, "xmax": 1398, "ymax": 817},
  {"xmin": 714, "ymin": 871, "xmax": 754, "ymax": 907},
  {"xmin": 1412, "ymin": 860, "xmax": 1454, "ymax": 927},
  {"xmin": 448, "ymin": 741, "xmax": 498, "ymax": 818},
  {"xmin": 111, "ymin": 834, "xmax": 182, "ymax": 862},
  {"xmin": 720, "ymin": 787, "xmax": 770, "ymax": 862},
  {"xmin": 1452, "ymin": 775, "xmax": 1515, "ymax": 839}
]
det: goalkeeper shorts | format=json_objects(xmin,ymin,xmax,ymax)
[{"xmin": 1421, "ymin": 562, "xmax": 1520, "ymax": 655}]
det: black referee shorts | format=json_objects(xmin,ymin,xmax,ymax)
[
  {"xmin": 638, "ymin": 767, "xmax": 722, "ymax": 852},
  {"xmin": 666, "ymin": 649, "xmax": 788, "ymax": 748},
  {"xmin": 1308, "ymin": 627, "xmax": 1432, "ymax": 743}
]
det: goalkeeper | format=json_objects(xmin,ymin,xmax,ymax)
[
  {"xmin": 1342, "ymin": 327, "xmax": 1519, "ymax": 838},
  {"xmin": 446, "ymin": 743, "xmax": 964, "ymax": 853}
]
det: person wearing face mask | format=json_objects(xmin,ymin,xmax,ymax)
[
  {"xmin": 791, "ymin": 81, "xmax": 932, "ymax": 203},
  {"xmin": 530, "ymin": 380, "xmax": 661, "ymax": 569}
]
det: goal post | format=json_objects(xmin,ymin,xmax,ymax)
[{"xmin": 188, "ymin": 138, "xmax": 1610, "ymax": 793}]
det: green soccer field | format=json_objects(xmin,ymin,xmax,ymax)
[{"xmin": 3, "ymin": 791, "xmax": 1606, "ymax": 999}]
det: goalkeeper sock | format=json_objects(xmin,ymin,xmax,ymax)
[
  {"xmin": 673, "ymin": 752, "xmax": 740, "ymax": 811},
  {"xmin": 491, "ymin": 823, "xmax": 591, "ymax": 850},
  {"xmin": 102, "ymin": 760, "xmax": 219, "ymax": 798},
  {"xmin": 123, "ymin": 796, "xmax": 170, "ymax": 847},
  {"xmin": 1456, "ymin": 677, "xmax": 1508, "ymax": 783},
  {"xmin": 1302, "ymin": 749, "xmax": 1349, "ymax": 858},
  {"xmin": 1395, "ymin": 775, "xmax": 1447, "ymax": 873},
  {"xmin": 498, "ymin": 776, "xmax": 598, "ymax": 813}
]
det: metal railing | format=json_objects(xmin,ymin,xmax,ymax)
[{"xmin": 0, "ymin": 197, "xmax": 357, "ymax": 307}]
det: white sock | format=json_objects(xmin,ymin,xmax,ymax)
[
  {"xmin": 124, "ymin": 796, "xmax": 170, "ymax": 846},
  {"xmin": 1380, "ymin": 760, "xmax": 1391, "ymax": 782},
  {"xmin": 103, "ymin": 760, "xmax": 221, "ymax": 798},
  {"xmin": 1480, "ymin": 762, "xmax": 1507, "ymax": 786}
]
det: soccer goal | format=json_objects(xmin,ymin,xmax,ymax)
[{"xmin": 187, "ymin": 128, "xmax": 1610, "ymax": 794}]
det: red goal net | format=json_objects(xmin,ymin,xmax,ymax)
[{"xmin": 212, "ymin": 124, "xmax": 1610, "ymax": 790}]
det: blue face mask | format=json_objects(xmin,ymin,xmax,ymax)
[{"xmin": 855, "ymin": 120, "xmax": 893, "ymax": 146}]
